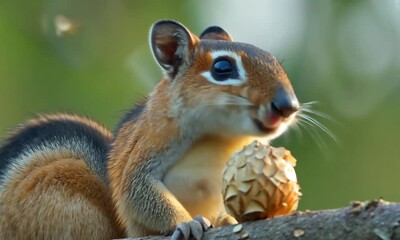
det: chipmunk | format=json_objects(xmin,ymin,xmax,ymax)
[{"xmin": 0, "ymin": 20, "xmax": 299, "ymax": 240}]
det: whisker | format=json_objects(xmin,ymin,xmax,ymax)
[
  {"xmin": 279, "ymin": 101, "xmax": 338, "ymax": 160},
  {"xmin": 288, "ymin": 122, "xmax": 305, "ymax": 142},
  {"xmin": 301, "ymin": 101, "xmax": 319, "ymax": 106},
  {"xmin": 291, "ymin": 120, "xmax": 304, "ymax": 139},
  {"xmin": 298, "ymin": 113, "xmax": 337, "ymax": 142},
  {"xmin": 296, "ymin": 119, "xmax": 321, "ymax": 144},
  {"xmin": 300, "ymin": 108, "xmax": 334, "ymax": 121},
  {"xmin": 297, "ymin": 118, "xmax": 331, "ymax": 152}
]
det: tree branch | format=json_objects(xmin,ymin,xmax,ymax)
[{"xmin": 124, "ymin": 199, "xmax": 400, "ymax": 240}]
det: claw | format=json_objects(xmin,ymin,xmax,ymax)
[
  {"xmin": 194, "ymin": 215, "xmax": 212, "ymax": 230},
  {"xmin": 188, "ymin": 221, "xmax": 203, "ymax": 240},
  {"xmin": 170, "ymin": 216, "xmax": 212, "ymax": 240},
  {"xmin": 171, "ymin": 222, "xmax": 190, "ymax": 240}
]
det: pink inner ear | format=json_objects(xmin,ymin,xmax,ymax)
[{"xmin": 156, "ymin": 38, "xmax": 178, "ymax": 63}]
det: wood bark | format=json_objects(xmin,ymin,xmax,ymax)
[{"xmin": 124, "ymin": 199, "xmax": 400, "ymax": 240}]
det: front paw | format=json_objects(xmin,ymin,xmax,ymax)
[{"xmin": 171, "ymin": 216, "xmax": 212, "ymax": 240}]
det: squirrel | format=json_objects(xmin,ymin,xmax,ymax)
[{"xmin": 0, "ymin": 20, "xmax": 299, "ymax": 240}]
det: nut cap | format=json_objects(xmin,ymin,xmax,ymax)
[{"xmin": 222, "ymin": 141, "xmax": 301, "ymax": 222}]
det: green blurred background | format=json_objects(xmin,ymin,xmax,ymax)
[{"xmin": 1, "ymin": 0, "xmax": 400, "ymax": 211}]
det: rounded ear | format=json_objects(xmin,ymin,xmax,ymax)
[
  {"xmin": 150, "ymin": 20, "xmax": 198, "ymax": 79},
  {"xmin": 200, "ymin": 26, "xmax": 233, "ymax": 41}
]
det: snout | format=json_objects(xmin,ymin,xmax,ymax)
[
  {"xmin": 271, "ymin": 85, "xmax": 299, "ymax": 118},
  {"xmin": 254, "ymin": 84, "xmax": 299, "ymax": 132}
]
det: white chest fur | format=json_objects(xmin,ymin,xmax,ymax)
[{"xmin": 163, "ymin": 136, "xmax": 255, "ymax": 221}]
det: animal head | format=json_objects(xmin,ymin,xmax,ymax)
[{"xmin": 150, "ymin": 20, "xmax": 299, "ymax": 140}]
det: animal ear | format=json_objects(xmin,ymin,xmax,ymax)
[
  {"xmin": 150, "ymin": 20, "xmax": 198, "ymax": 79},
  {"xmin": 200, "ymin": 26, "xmax": 233, "ymax": 41}
]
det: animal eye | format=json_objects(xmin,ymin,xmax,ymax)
[
  {"xmin": 213, "ymin": 59, "xmax": 232, "ymax": 74},
  {"xmin": 211, "ymin": 58, "xmax": 237, "ymax": 81}
]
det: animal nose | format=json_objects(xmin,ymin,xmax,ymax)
[{"xmin": 271, "ymin": 85, "xmax": 299, "ymax": 118}]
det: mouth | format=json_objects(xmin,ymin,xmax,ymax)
[
  {"xmin": 253, "ymin": 111, "xmax": 283, "ymax": 133},
  {"xmin": 253, "ymin": 119, "xmax": 275, "ymax": 132},
  {"xmin": 252, "ymin": 106, "xmax": 297, "ymax": 134}
]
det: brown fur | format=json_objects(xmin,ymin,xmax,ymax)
[
  {"xmin": 0, "ymin": 151, "xmax": 124, "ymax": 239},
  {"xmin": 108, "ymin": 79, "xmax": 187, "ymax": 234}
]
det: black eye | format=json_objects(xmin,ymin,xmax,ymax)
[{"xmin": 211, "ymin": 58, "xmax": 238, "ymax": 81}]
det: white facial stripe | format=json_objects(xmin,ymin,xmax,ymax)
[
  {"xmin": 201, "ymin": 50, "xmax": 247, "ymax": 86},
  {"xmin": 201, "ymin": 72, "xmax": 243, "ymax": 86}
]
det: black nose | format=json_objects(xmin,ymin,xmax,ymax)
[{"xmin": 271, "ymin": 85, "xmax": 299, "ymax": 118}]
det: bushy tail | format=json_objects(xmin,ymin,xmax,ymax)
[{"xmin": 0, "ymin": 113, "xmax": 124, "ymax": 239}]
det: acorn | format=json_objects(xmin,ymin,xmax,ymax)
[{"xmin": 222, "ymin": 140, "xmax": 301, "ymax": 222}]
